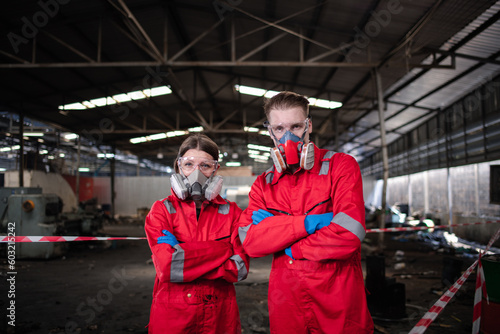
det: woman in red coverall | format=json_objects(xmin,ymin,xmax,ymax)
[
  {"xmin": 145, "ymin": 134, "xmax": 249, "ymax": 334},
  {"xmin": 238, "ymin": 91, "xmax": 374, "ymax": 334}
]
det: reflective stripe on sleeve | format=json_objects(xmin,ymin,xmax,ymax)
[
  {"xmin": 238, "ymin": 224, "xmax": 251, "ymax": 244},
  {"xmin": 170, "ymin": 244, "xmax": 184, "ymax": 282},
  {"xmin": 230, "ymin": 254, "xmax": 248, "ymax": 281},
  {"xmin": 332, "ymin": 212, "xmax": 366, "ymax": 242},
  {"xmin": 163, "ymin": 199, "xmax": 176, "ymax": 214}
]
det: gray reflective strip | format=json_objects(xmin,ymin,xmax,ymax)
[
  {"xmin": 319, "ymin": 151, "xmax": 335, "ymax": 175},
  {"xmin": 238, "ymin": 224, "xmax": 251, "ymax": 244},
  {"xmin": 230, "ymin": 254, "xmax": 248, "ymax": 281},
  {"xmin": 163, "ymin": 199, "xmax": 176, "ymax": 214},
  {"xmin": 170, "ymin": 244, "xmax": 184, "ymax": 282},
  {"xmin": 332, "ymin": 212, "xmax": 366, "ymax": 242},
  {"xmin": 218, "ymin": 203, "xmax": 230, "ymax": 215},
  {"xmin": 265, "ymin": 168, "xmax": 274, "ymax": 184}
]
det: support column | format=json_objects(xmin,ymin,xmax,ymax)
[
  {"xmin": 374, "ymin": 69, "xmax": 389, "ymax": 248},
  {"xmin": 75, "ymin": 136, "xmax": 81, "ymax": 208},
  {"xmin": 19, "ymin": 113, "xmax": 24, "ymax": 187}
]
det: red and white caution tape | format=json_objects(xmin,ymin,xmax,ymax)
[
  {"xmin": 1, "ymin": 236, "xmax": 146, "ymax": 243},
  {"xmin": 472, "ymin": 227, "xmax": 500, "ymax": 333},
  {"xmin": 409, "ymin": 227, "xmax": 500, "ymax": 334},
  {"xmin": 366, "ymin": 220, "xmax": 500, "ymax": 233}
]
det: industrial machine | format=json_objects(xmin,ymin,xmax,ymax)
[{"xmin": 1, "ymin": 187, "xmax": 104, "ymax": 259}]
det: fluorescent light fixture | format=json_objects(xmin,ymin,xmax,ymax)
[
  {"xmin": 82, "ymin": 101, "xmax": 95, "ymax": 108},
  {"xmin": 64, "ymin": 133, "xmax": 78, "ymax": 140},
  {"xmin": 149, "ymin": 133, "xmax": 167, "ymax": 140},
  {"xmin": 90, "ymin": 97, "xmax": 107, "ymax": 107},
  {"xmin": 23, "ymin": 132, "xmax": 44, "ymax": 137},
  {"xmin": 59, "ymin": 153, "xmax": 65, "ymax": 158},
  {"xmin": 226, "ymin": 162, "xmax": 241, "ymax": 167},
  {"xmin": 235, "ymin": 85, "xmax": 279, "ymax": 98},
  {"xmin": 0, "ymin": 168, "xmax": 6, "ymax": 172},
  {"xmin": 254, "ymin": 158, "xmax": 269, "ymax": 163},
  {"xmin": 59, "ymin": 85, "xmax": 172, "ymax": 110},
  {"xmin": 78, "ymin": 167, "xmax": 90, "ymax": 172},
  {"xmin": 130, "ymin": 136, "xmax": 148, "ymax": 144},
  {"xmin": 40, "ymin": 150, "xmax": 48, "ymax": 154},
  {"xmin": 149, "ymin": 86, "xmax": 172, "ymax": 96},
  {"xmin": 97, "ymin": 153, "xmax": 115, "ymax": 158},
  {"xmin": 308, "ymin": 97, "xmax": 342, "ymax": 109},
  {"xmin": 188, "ymin": 126, "xmax": 204, "ymax": 132},
  {"xmin": 235, "ymin": 84, "xmax": 342, "ymax": 110},
  {"xmin": 130, "ymin": 130, "xmax": 187, "ymax": 144},
  {"xmin": 128, "ymin": 90, "xmax": 146, "ymax": 100},
  {"xmin": 166, "ymin": 130, "xmax": 188, "ymax": 137},
  {"xmin": 244, "ymin": 126, "xmax": 259, "ymax": 132},
  {"xmin": 1, "ymin": 145, "xmax": 21, "ymax": 152},
  {"xmin": 112, "ymin": 93, "xmax": 131, "ymax": 103},
  {"xmin": 247, "ymin": 144, "xmax": 272, "ymax": 151},
  {"xmin": 259, "ymin": 130, "xmax": 270, "ymax": 136}
]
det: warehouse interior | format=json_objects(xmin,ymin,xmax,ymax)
[{"xmin": 1, "ymin": 0, "xmax": 500, "ymax": 333}]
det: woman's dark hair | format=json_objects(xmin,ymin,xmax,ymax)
[{"xmin": 174, "ymin": 134, "xmax": 219, "ymax": 173}]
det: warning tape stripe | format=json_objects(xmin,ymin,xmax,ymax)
[
  {"xmin": 1, "ymin": 220, "xmax": 499, "ymax": 243},
  {"xmin": 409, "ymin": 226, "xmax": 500, "ymax": 334},
  {"xmin": 366, "ymin": 220, "xmax": 500, "ymax": 233},
  {"xmin": 0, "ymin": 236, "xmax": 146, "ymax": 242}
]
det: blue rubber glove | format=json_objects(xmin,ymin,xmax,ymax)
[
  {"xmin": 157, "ymin": 230, "xmax": 179, "ymax": 247},
  {"xmin": 304, "ymin": 212, "xmax": 334, "ymax": 234},
  {"xmin": 252, "ymin": 209, "xmax": 274, "ymax": 225},
  {"xmin": 285, "ymin": 246, "xmax": 295, "ymax": 260}
]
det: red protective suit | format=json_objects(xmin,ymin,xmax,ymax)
[
  {"xmin": 239, "ymin": 144, "xmax": 374, "ymax": 334},
  {"xmin": 145, "ymin": 193, "xmax": 249, "ymax": 334}
]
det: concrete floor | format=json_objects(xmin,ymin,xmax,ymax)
[{"xmin": 0, "ymin": 221, "xmax": 485, "ymax": 334}]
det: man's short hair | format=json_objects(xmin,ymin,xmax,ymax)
[{"xmin": 263, "ymin": 91, "xmax": 310, "ymax": 119}]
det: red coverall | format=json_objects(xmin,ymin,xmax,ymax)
[
  {"xmin": 145, "ymin": 193, "xmax": 249, "ymax": 334},
  {"xmin": 239, "ymin": 144, "xmax": 374, "ymax": 334}
]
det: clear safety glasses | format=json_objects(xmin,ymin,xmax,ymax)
[
  {"xmin": 178, "ymin": 156, "xmax": 218, "ymax": 173},
  {"xmin": 263, "ymin": 118, "xmax": 309, "ymax": 139}
]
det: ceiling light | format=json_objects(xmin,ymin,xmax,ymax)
[
  {"xmin": 244, "ymin": 126, "xmax": 259, "ymax": 132},
  {"xmin": 247, "ymin": 143, "xmax": 272, "ymax": 151},
  {"xmin": 59, "ymin": 86, "xmax": 172, "ymax": 110},
  {"xmin": 149, "ymin": 133, "xmax": 167, "ymax": 140},
  {"xmin": 78, "ymin": 167, "xmax": 90, "ymax": 172},
  {"xmin": 128, "ymin": 90, "xmax": 147, "ymax": 100},
  {"xmin": 64, "ymin": 133, "xmax": 78, "ymax": 140},
  {"xmin": 113, "ymin": 93, "xmax": 132, "ymax": 103},
  {"xmin": 226, "ymin": 162, "xmax": 241, "ymax": 167},
  {"xmin": 90, "ymin": 97, "xmax": 107, "ymax": 106},
  {"xmin": 188, "ymin": 126, "xmax": 204, "ymax": 132},
  {"xmin": 235, "ymin": 85, "xmax": 280, "ymax": 98},
  {"xmin": 235, "ymin": 84, "xmax": 342, "ymax": 110},
  {"xmin": 23, "ymin": 132, "xmax": 44, "ymax": 137}
]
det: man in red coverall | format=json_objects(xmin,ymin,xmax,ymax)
[{"xmin": 238, "ymin": 91, "xmax": 374, "ymax": 334}]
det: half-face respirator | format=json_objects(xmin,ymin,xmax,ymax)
[
  {"xmin": 170, "ymin": 166, "xmax": 223, "ymax": 201},
  {"xmin": 266, "ymin": 118, "xmax": 315, "ymax": 173}
]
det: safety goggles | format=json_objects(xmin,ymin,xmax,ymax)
[
  {"xmin": 178, "ymin": 156, "xmax": 218, "ymax": 173},
  {"xmin": 263, "ymin": 118, "xmax": 310, "ymax": 139}
]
